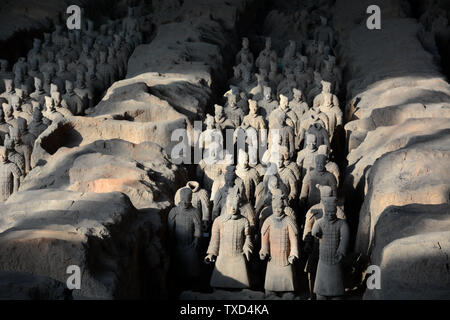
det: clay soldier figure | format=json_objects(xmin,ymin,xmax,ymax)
[
  {"xmin": 43, "ymin": 96, "xmax": 64, "ymax": 122},
  {"xmin": 27, "ymin": 58, "xmax": 42, "ymax": 90},
  {"xmin": 312, "ymin": 195, "xmax": 349, "ymax": 300},
  {"xmin": 314, "ymin": 16, "xmax": 334, "ymax": 47},
  {"xmin": 3, "ymin": 103, "xmax": 16, "ymax": 127},
  {"xmin": 27, "ymin": 39, "xmax": 45, "ymax": 67},
  {"xmin": 63, "ymin": 81, "xmax": 85, "ymax": 116},
  {"xmin": 307, "ymin": 71, "xmax": 323, "ymax": 106},
  {"xmin": 19, "ymin": 84, "xmax": 34, "ymax": 116},
  {"xmin": 236, "ymin": 37, "xmax": 254, "ymax": 66},
  {"xmin": 306, "ymin": 121, "xmax": 330, "ymax": 151},
  {"xmin": 1, "ymin": 79, "xmax": 15, "ymax": 104},
  {"xmin": 268, "ymin": 112, "xmax": 295, "ymax": 159},
  {"xmin": 29, "ymin": 108, "xmax": 48, "ymax": 138},
  {"xmin": 42, "ymin": 72, "xmax": 53, "ymax": 96},
  {"xmin": 167, "ymin": 187, "xmax": 202, "ymax": 285},
  {"xmin": 12, "ymin": 57, "xmax": 28, "ymax": 79},
  {"xmin": 281, "ymin": 40, "xmax": 297, "ymax": 71},
  {"xmin": 249, "ymin": 71, "xmax": 268, "ymax": 101},
  {"xmin": 312, "ymin": 80, "xmax": 339, "ymax": 110},
  {"xmin": 205, "ymin": 194, "xmax": 253, "ymax": 289},
  {"xmin": 13, "ymin": 68, "xmax": 25, "ymax": 92},
  {"xmin": 283, "ymin": 149, "xmax": 301, "ymax": 181},
  {"xmin": 319, "ymin": 93, "xmax": 343, "ymax": 143},
  {"xmin": 294, "ymin": 60, "xmax": 311, "ymax": 92},
  {"xmin": 51, "ymin": 91, "xmax": 73, "ymax": 118},
  {"xmin": 256, "ymin": 37, "xmax": 274, "ymax": 71},
  {"xmin": 241, "ymin": 99, "xmax": 267, "ymax": 151},
  {"xmin": 212, "ymin": 165, "xmax": 245, "ymax": 220},
  {"xmin": 258, "ymin": 86, "xmax": 278, "ymax": 119},
  {"xmin": 277, "ymin": 73, "xmax": 297, "ymax": 101},
  {"xmin": 318, "ymin": 144, "xmax": 340, "ymax": 187},
  {"xmin": 236, "ymin": 150, "xmax": 260, "ymax": 206},
  {"xmin": 0, "ymin": 60, "xmax": 13, "ymax": 93},
  {"xmin": 30, "ymin": 77, "xmax": 46, "ymax": 105},
  {"xmin": 198, "ymin": 114, "xmax": 223, "ymax": 160},
  {"xmin": 10, "ymin": 94, "xmax": 31, "ymax": 124},
  {"xmin": 16, "ymin": 117, "xmax": 36, "ymax": 149},
  {"xmin": 4, "ymin": 136, "xmax": 25, "ymax": 177},
  {"xmin": 40, "ymin": 51, "xmax": 58, "ymax": 76},
  {"xmin": 299, "ymin": 154, "xmax": 338, "ymax": 211},
  {"xmin": 74, "ymin": 71, "xmax": 92, "ymax": 110},
  {"xmin": 260, "ymin": 196, "xmax": 299, "ymax": 293},
  {"xmin": 86, "ymin": 61, "xmax": 104, "ymax": 104},
  {"xmin": 107, "ymin": 48, "xmax": 119, "ymax": 81},
  {"xmin": 303, "ymin": 185, "xmax": 346, "ymax": 300},
  {"xmin": 289, "ymin": 88, "xmax": 309, "ymax": 121},
  {"xmin": 255, "ymin": 175, "xmax": 289, "ymax": 216},
  {"xmin": 297, "ymin": 134, "xmax": 319, "ymax": 180},
  {"xmin": 97, "ymin": 51, "xmax": 116, "ymax": 89},
  {"xmin": 79, "ymin": 43, "xmax": 92, "ymax": 69},
  {"xmin": 237, "ymin": 91, "xmax": 249, "ymax": 115},
  {"xmin": 269, "ymin": 94, "xmax": 298, "ymax": 138},
  {"xmin": 0, "ymin": 108, "xmax": 12, "ymax": 144},
  {"xmin": 224, "ymin": 93, "xmax": 244, "ymax": 128},
  {"xmin": 242, "ymin": 99, "xmax": 267, "ymax": 131},
  {"xmin": 67, "ymin": 56, "xmax": 88, "ymax": 78},
  {"xmin": 52, "ymin": 24, "xmax": 66, "ymax": 49},
  {"xmin": 274, "ymin": 150, "xmax": 298, "ymax": 204},
  {"xmin": 54, "ymin": 59, "xmax": 75, "ymax": 93},
  {"xmin": 213, "ymin": 104, "xmax": 234, "ymax": 131},
  {"xmin": 321, "ymin": 58, "xmax": 341, "ymax": 94},
  {"xmin": 174, "ymin": 181, "xmax": 211, "ymax": 235},
  {"xmin": 9, "ymin": 126, "xmax": 32, "ymax": 175},
  {"xmin": 0, "ymin": 146, "xmax": 21, "ymax": 202}
]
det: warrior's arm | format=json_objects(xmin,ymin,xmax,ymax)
[
  {"xmin": 11, "ymin": 164, "xmax": 21, "ymax": 193},
  {"xmin": 288, "ymin": 220, "xmax": 299, "ymax": 259},
  {"xmin": 337, "ymin": 220, "xmax": 350, "ymax": 257},
  {"xmin": 206, "ymin": 219, "xmax": 220, "ymax": 256},
  {"xmin": 299, "ymin": 175, "xmax": 310, "ymax": 203},
  {"xmin": 212, "ymin": 191, "xmax": 223, "ymax": 220},
  {"xmin": 260, "ymin": 219, "xmax": 270, "ymax": 257},
  {"xmin": 311, "ymin": 219, "xmax": 323, "ymax": 239}
]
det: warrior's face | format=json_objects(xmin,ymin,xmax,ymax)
[
  {"xmin": 276, "ymin": 154, "xmax": 284, "ymax": 169},
  {"xmin": 5, "ymin": 81, "xmax": 13, "ymax": 93},
  {"xmin": 228, "ymin": 94, "xmax": 237, "ymax": 107},
  {"xmin": 225, "ymin": 169, "xmax": 235, "ymax": 185},
  {"xmin": 315, "ymin": 156, "xmax": 326, "ymax": 172},
  {"xmin": 306, "ymin": 136, "xmax": 317, "ymax": 150},
  {"xmin": 323, "ymin": 201, "xmax": 337, "ymax": 221},
  {"xmin": 242, "ymin": 38, "xmax": 249, "ymax": 49},
  {"xmin": 280, "ymin": 96, "xmax": 288, "ymax": 110},
  {"xmin": 249, "ymin": 100, "xmax": 257, "ymax": 114},
  {"xmin": 227, "ymin": 200, "xmax": 238, "ymax": 216},
  {"xmin": 273, "ymin": 200, "xmax": 284, "ymax": 217},
  {"xmin": 179, "ymin": 191, "xmax": 192, "ymax": 209},
  {"xmin": 238, "ymin": 152, "xmax": 249, "ymax": 169},
  {"xmin": 0, "ymin": 148, "xmax": 7, "ymax": 163}
]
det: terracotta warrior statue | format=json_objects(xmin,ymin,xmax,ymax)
[
  {"xmin": 303, "ymin": 185, "xmax": 346, "ymax": 300},
  {"xmin": 312, "ymin": 194, "xmax": 349, "ymax": 300},
  {"xmin": 299, "ymin": 154, "xmax": 337, "ymax": 211},
  {"xmin": 205, "ymin": 194, "xmax": 253, "ymax": 289},
  {"xmin": 236, "ymin": 37, "xmax": 254, "ymax": 66},
  {"xmin": 0, "ymin": 146, "xmax": 21, "ymax": 202},
  {"xmin": 212, "ymin": 165, "xmax": 245, "ymax": 220},
  {"xmin": 167, "ymin": 187, "xmax": 202, "ymax": 283},
  {"xmin": 174, "ymin": 181, "xmax": 211, "ymax": 235},
  {"xmin": 260, "ymin": 196, "xmax": 299, "ymax": 293},
  {"xmin": 236, "ymin": 150, "xmax": 260, "ymax": 206},
  {"xmin": 297, "ymin": 133, "xmax": 319, "ymax": 179}
]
